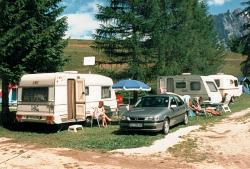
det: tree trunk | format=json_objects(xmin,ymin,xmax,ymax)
[{"xmin": 0, "ymin": 79, "xmax": 10, "ymax": 126}]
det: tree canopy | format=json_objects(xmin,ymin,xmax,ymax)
[
  {"xmin": 0, "ymin": 0, "xmax": 67, "ymax": 124},
  {"xmin": 93, "ymin": 0, "xmax": 224, "ymax": 81}
]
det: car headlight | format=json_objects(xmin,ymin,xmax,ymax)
[
  {"xmin": 121, "ymin": 116, "xmax": 130, "ymax": 121},
  {"xmin": 145, "ymin": 116, "xmax": 160, "ymax": 121}
]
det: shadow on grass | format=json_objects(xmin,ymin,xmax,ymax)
[
  {"xmin": 113, "ymin": 129, "xmax": 160, "ymax": 136},
  {"xmin": 3, "ymin": 122, "xmax": 71, "ymax": 134}
]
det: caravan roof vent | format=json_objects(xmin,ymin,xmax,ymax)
[
  {"xmin": 64, "ymin": 71, "xmax": 78, "ymax": 74},
  {"xmin": 217, "ymin": 73, "xmax": 224, "ymax": 75},
  {"xmin": 182, "ymin": 73, "xmax": 191, "ymax": 75}
]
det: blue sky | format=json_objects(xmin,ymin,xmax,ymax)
[{"xmin": 60, "ymin": 0, "xmax": 246, "ymax": 39}]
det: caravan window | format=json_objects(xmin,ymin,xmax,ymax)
[
  {"xmin": 176, "ymin": 82, "xmax": 186, "ymax": 88},
  {"xmin": 101, "ymin": 86, "xmax": 111, "ymax": 99},
  {"xmin": 22, "ymin": 87, "xmax": 48, "ymax": 102},
  {"xmin": 234, "ymin": 80, "xmax": 238, "ymax": 87},
  {"xmin": 214, "ymin": 79, "xmax": 220, "ymax": 87},
  {"xmin": 206, "ymin": 82, "xmax": 218, "ymax": 92},
  {"xmin": 85, "ymin": 86, "xmax": 89, "ymax": 96},
  {"xmin": 190, "ymin": 82, "xmax": 201, "ymax": 91}
]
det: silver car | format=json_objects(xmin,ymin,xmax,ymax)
[{"xmin": 120, "ymin": 93, "xmax": 189, "ymax": 134}]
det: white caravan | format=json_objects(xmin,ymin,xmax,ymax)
[
  {"xmin": 209, "ymin": 74, "xmax": 242, "ymax": 97},
  {"xmin": 16, "ymin": 72, "xmax": 117, "ymax": 124},
  {"xmin": 157, "ymin": 74, "xmax": 222, "ymax": 103}
]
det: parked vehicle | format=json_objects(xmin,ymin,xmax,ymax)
[
  {"xmin": 16, "ymin": 72, "xmax": 117, "ymax": 125},
  {"xmin": 157, "ymin": 73, "xmax": 222, "ymax": 104},
  {"xmin": 209, "ymin": 73, "xmax": 242, "ymax": 97},
  {"xmin": 120, "ymin": 93, "xmax": 189, "ymax": 135},
  {"xmin": 0, "ymin": 84, "xmax": 17, "ymax": 106}
]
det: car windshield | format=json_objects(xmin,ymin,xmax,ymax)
[{"xmin": 136, "ymin": 96, "xmax": 169, "ymax": 107}]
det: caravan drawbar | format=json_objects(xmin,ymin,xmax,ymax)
[{"xmin": 16, "ymin": 72, "xmax": 117, "ymax": 124}]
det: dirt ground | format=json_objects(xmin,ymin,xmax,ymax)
[{"xmin": 0, "ymin": 108, "xmax": 250, "ymax": 169}]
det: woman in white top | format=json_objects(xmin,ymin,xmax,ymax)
[{"xmin": 94, "ymin": 101, "xmax": 112, "ymax": 128}]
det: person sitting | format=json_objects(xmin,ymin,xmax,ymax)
[
  {"xmin": 93, "ymin": 101, "xmax": 112, "ymax": 128},
  {"xmin": 187, "ymin": 98, "xmax": 201, "ymax": 116},
  {"xmin": 198, "ymin": 96, "xmax": 221, "ymax": 116}
]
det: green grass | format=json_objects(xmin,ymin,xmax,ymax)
[
  {"xmin": 219, "ymin": 52, "xmax": 246, "ymax": 76},
  {"xmin": 63, "ymin": 40, "xmax": 247, "ymax": 77},
  {"xmin": 169, "ymin": 138, "xmax": 208, "ymax": 162},
  {"xmin": 0, "ymin": 125, "xmax": 163, "ymax": 151},
  {"xmin": 0, "ymin": 94, "xmax": 249, "ymax": 151}
]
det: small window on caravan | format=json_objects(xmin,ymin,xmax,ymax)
[
  {"xmin": 101, "ymin": 86, "xmax": 111, "ymax": 99},
  {"xmin": 22, "ymin": 87, "xmax": 48, "ymax": 102},
  {"xmin": 234, "ymin": 80, "xmax": 238, "ymax": 87},
  {"xmin": 206, "ymin": 81, "xmax": 218, "ymax": 92},
  {"xmin": 230, "ymin": 80, "xmax": 234, "ymax": 85},
  {"xmin": 176, "ymin": 82, "xmax": 186, "ymax": 88},
  {"xmin": 11, "ymin": 88, "xmax": 17, "ymax": 101},
  {"xmin": 214, "ymin": 79, "xmax": 220, "ymax": 87},
  {"xmin": 190, "ymin": 82, "xmax": 201, "ymax": 91},
  {"xmin": 85, "ymin": 86, "xmax": 89, "ymax": 96}
]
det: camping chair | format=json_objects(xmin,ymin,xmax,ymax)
[
  {"xmin": 90, "ymin": 111, "xmax": 101, "ymax": 128},
  {"xmin": 220, "ymin": 95, "xmax": 231, "ymax": 113}
]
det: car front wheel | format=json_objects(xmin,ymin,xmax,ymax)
[{"xmin": 162, "ymin": 119, "xmax": 170, "ymax": 135}]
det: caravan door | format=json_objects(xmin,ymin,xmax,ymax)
[
  {"xmin": 75, "ymin": 79, "xmax": 85, "ymax": 119},
  {"xmin": 67, "ymin": 79, "xmax": 86, "ymax": 120},
  {"xmin": 167, "ymin": 78, "xmax": 174, "ymax": 93}
]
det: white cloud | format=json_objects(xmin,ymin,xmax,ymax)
[
  {"xmin": 207, "ymin": 0, "xmax": 231, "ymax": 6},
  {"xmin": 63, "ymin": 13, "xmax": 100, "ymax": 39}
]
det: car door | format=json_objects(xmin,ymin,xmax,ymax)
[
  {"xmin": 173, "ymin": 95, "xmax": 186, "ymax": 123},
  {"xmin": 169, "ymin": 96, "xmax": 179, "ymax": 126}
]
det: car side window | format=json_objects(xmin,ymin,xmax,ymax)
[
  {"xmin": 174, "ymin": 96, "xmax": 184, "ymax": 106},
  {"xmin": 170, "ymin": 97, "xmax": 177, "ymax": 106}
]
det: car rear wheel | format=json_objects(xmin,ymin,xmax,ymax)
[
  {"xmin": 162, "ymin": 119, "xmax": 170, "ymax": 135},
  {"xmin": 183, "ymin": 113, "xmax": 188, "ymax": 125}
]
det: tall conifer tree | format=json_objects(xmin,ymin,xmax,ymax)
[{"xmin": 0, "ymin": 0, "xmax": 67, "ymax": 125}]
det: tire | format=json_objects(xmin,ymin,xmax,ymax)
[
  {"xmin": 162, "ymin": 118, "xmax": 170, "ymax": 135},
  {"xmin": 183, "ymin": 112, "xmax": 188, "ymax": 125}
]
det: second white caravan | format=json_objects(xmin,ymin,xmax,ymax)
[
  {"xmin": 209, "ymin": 74, "xmax": 242, "ymax": 97},
  {"xmin": 16, "ymin": 72, "xmax": 117, "ymax": 125},
  {"xmin": 157, "ymin": 74, "xmax": 222, "ymax": 103}
]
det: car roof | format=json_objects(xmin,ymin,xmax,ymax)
[{"xmin": 143, "ymin": 93, "xmax": 181, "ymax": 98}]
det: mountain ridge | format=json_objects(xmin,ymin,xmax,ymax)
[{"xmin": 212, "ymin": 8, "xmax": 248, "ymax": 45}]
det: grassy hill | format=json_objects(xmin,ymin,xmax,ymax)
[
  {"xmin": 64, "ymin": 39, "xmax": 247, "ymax": 77},
  {"xmin": 63, "ymin": 39, "xmax": 108, "ymax": 73}
]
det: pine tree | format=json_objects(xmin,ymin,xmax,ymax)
[
  {"xmin": 93, "ymin": 0, "xmax": 148, "ymax": 80},
  {"xmin": 0, "ymin": 0, "xmax": 67, "ymax": 125},
  {"xmin": 93, "ymin": 0, "xmax": 224, "ymax": 77}
]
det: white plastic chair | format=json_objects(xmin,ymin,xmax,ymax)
[
  {"xmin": 220, "ymin": 94, "xmax": 231, "ymax": 113},
  {"xmin": 91, "ymin": 111, "xmax": 101, "ymax": 128}
]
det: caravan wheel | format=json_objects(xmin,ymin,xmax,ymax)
[{"xmin": 85, "ymin": 117, "xmax": 92, "ymax": 127}]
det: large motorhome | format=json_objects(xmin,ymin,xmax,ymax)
[
  {"xmin": 157, "ymin": 74, "xmax": 222, "ymax": 103},
  {"xmin": 16, "ymin": 72, "xmax": 117, "ymax": 124},
  {"xmin": 209, "ymin": 74, "xmax": 242, "ymax": 97}
]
